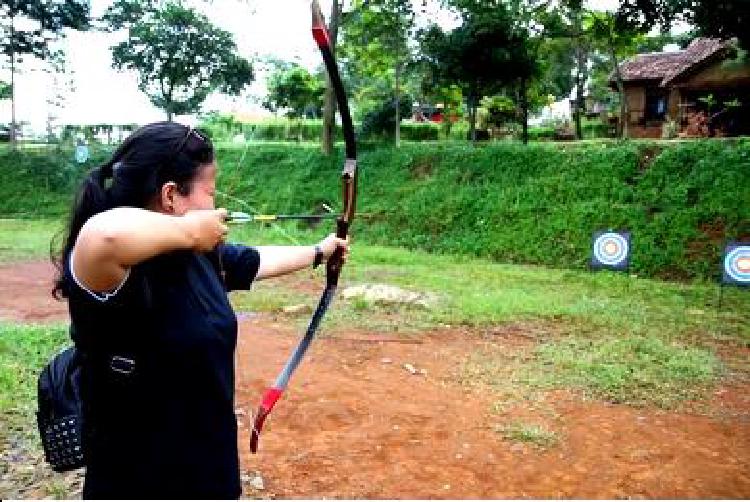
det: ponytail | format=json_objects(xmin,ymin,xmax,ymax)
[{"xmin": 51, "ymin": 164, "xmax": 114, "ymax": 299}]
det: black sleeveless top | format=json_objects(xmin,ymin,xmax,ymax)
[{"xmin": 64, "ymin": 244, "xmax": 260, "ymax": 499}]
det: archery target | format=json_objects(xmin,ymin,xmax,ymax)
[
  {"xmin": 722, "ymin": 244, "xmax": 750, "ymax": 287},
  {"xmin": 591, "ymin": 231, "xmax": 631, "ymax": 271}
]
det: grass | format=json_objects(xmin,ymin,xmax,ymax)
[
  {"xmin": 493, "ymin": 421, "xmax": 559, "ymax": 449},
  {"xmin": 227, "ymin": 220, "xmax": 749, "ymax": 410},
  {"xmin": 0, "ymin": 218, "xmax": 748, "ymax": 424},
  {"xmin": 3, "ymin": 140, "xmax": 749, "ymax": 281},
  {"xmin": 0, "ymin": 323, "xmax": 69, "ymax": 440},
  {"xmin": 529, "ymin": 335, "xmax": 719, "ymax": 407},
  {"xmin": 0, "ymin": 324, "xmax": 79, "ymax": 500},
  {"xmin": 0, "ymin": 218, "xmax": 65, "ymax": 264}
]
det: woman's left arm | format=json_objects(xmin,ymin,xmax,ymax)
[{"xmin": 255, "ymin": 234, "xmax": 349, "ymax": 281}]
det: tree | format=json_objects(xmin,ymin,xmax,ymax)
[
  {"xmin": 44, "ymin": 48, "xmax": 74, "ymax": 145},
  {"xmin": 341, "ymin": 0, "xmax": 415, "ymax": 147},
  {"xmin": 0, "ymin": 81, "xmax": 10, "ymax": 100},
  {"xmin": 617, "ymin": 0, "xmax": 750, "ymax": 50},
  {"xmin": 320, "ymin": 0, "xmax": 343, "ymax": 156},
  {"xmin": 419, "ymin": 4, "xmax": 536, "ymax": 142},
  {"xmin": 263, "ymin": 64, "xmax": 325, "ymax": 119},
  {"xmin": 587, "ymin": 11, "xmax": 644, "ymax": 139},
  {"xmin": 359, "ymin": 93, "xmax": 413, "ymax": 139},
  {"xmin": 566, "ymin": 1, "xmax": 588, "ymax": 139},
  {"xmin": 105, "ymin": 1, "xmax": 253, "ymax": 121},
  {"xmin": 1, "ymin": 0, "xmax": 90, "ymax": 147}
]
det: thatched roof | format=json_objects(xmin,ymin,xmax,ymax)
[{"xmin": 613, "ymin": 38, "xmax": 735, "ymax": 87}]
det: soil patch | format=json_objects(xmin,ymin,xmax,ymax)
[
  {"xmin": 236, "ymin": 320, "xmax": 750, "ymax": 499},
  {"xmin": 0, "ymin": 261, "xmax": 67, "ymax": 322}
]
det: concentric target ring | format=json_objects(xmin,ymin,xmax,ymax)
[
  {"xmin": 593, "ymin": 232, "xmax": 629, "ymax": 267},
  {"xmin": 724, "ymin": 246, "xmax": 750, "ymax": 285}
]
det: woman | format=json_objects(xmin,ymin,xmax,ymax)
[{"xmin": 52, "ymin": 122, "xmax": 348, "ymax": 498}]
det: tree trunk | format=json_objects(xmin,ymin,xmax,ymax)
[
  {"xmin": 394, "ymin": 62, "xmax": 400, "ymax": 148},
  {"xmin": 574, "ymin": 46, "xmax": 585, "ymax": 139},
  {"xmin": 10, "ymin": 15, "xmax": 17, "ymax": 150},
  {"xmin": 608, "ymin": 38, "xmax": 628, "ymax": 139},
  {"xmin": 468, "ymin": 94, "xmax": 477, "ymax": 143},
  {"xmin": 321, "ymin": 1, "xmax": 341, "ymax": 156},
  {"xmin": 573, "ymin": 9, "xmax": 585, "ymax": 140},
  {"xmin": 520, "ymin": 78, "xmax": 529, "ymax": 145}
]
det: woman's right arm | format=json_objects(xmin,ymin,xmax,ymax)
[{"xmin": 72, "ymin": 207, "xmax": 227, "ymax": 293}]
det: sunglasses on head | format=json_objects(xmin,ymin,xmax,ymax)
[
  {"xmin": 170, "ymin": 127, "xmax": 212, "ymax": 166},
  {"xmin": 175, "ymin": 127, "xmax": 208, "ymax": 154}
]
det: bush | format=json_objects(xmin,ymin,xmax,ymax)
[
  {"xmin": 359, "ymin": 95, "xmax": 414, "ymax": 140},
  {"xmin": 400, "ymin": 122, "xmax": 439, "ymax": 141},
  {"xmin": 526, "ymin": 126, "xmax": 556, "ymax": 141},
  {"xmin": 199, "ymin": 115, "xmax": 346, "ymax": 143},
  {"xmin": 2, "ymin": 139, "xmax": 748, "ymax": 281}
]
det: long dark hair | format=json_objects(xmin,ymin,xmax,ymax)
[{"xmin": 52, "ymin": 122, "xmax": 214, "ymax": 299}]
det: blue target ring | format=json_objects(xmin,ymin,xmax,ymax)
[
  {"xmin": 591, "ymin": 231, "xmax": 631, "ymax": 271},
  {"xmin": 723, "ymin": 244, "xmax": 750, "ymax": 287}
]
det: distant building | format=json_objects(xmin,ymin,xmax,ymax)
[
  {"xmin": 412, "ymin": 103, "xmax": 458, "ymax": 124},
  {"xmin": 610, "ymin": 38, "xmax": 750, "ymax": 138}
]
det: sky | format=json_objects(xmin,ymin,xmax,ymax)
[{"xmin": 1, "ymin": 0, "xmax": 645, "ymax": 134}]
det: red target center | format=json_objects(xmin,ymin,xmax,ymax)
[
  {"xmin": 737, "ymin": 257, "xmax": 750, "ymax": 273},
  {"xmin": 604, "ymin": 241, "xmax": 619, "ymax": 256}
]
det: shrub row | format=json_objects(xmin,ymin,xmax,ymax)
[{"xmin": 1, "ymin": 139, "xmax": 748, "ymax": 281}]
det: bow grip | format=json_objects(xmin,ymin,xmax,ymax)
[{"xmin": 326, "ymin": 218, "xmax": 349, "ymax": 286}]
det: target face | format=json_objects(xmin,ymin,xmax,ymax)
[
  {"xmin": 591, "ymin": 231, "xmax": 631, "ymax": 271},
  {"xmin": 75, "ymin": 145, "xmax": 89, "ymax": 164},
  {"xmin": 723, "ymin": 244, "xmax": 750, "ymax": 287}
]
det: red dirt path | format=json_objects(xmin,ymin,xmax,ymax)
[{"xmin": 2, "ymin": 261, "xmax": 749, "ymax": 499}]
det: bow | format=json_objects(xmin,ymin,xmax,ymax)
[{"xmin": 249, "ymin": 0, "xmax": 358, "ymax": 453}]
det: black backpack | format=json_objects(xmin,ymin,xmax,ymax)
[
  {"xmin": 35, "ymin": 271, "xmax": 150, "ymax": 473},
  {"xmin": 36, "ymin": 346, "xmax": 86, "ymax": 472}
]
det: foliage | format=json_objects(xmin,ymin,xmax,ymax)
[
  {"xmin": 399, "ymin": 122, "xmax": 440, "ymax": 141},
  {"xmin": 0, "ymin": 147, "xmax": 110, "ymax": 216},
  {"xmin": 0, "ymin": 1, "xmax": 90, "ymax": 61},
  {"xmin": 338, "ymin": 0, "xmax": 419, "ymax": 144},
  {"xmin": 481, "ymin": 95, "xmax": 517, "ymax": 129},
  {"xmin": 418, "ymin": 3, "xmax": 537, "ymax": 139},
  {"xmin": 3, "ymin": 140, "xmax": 749, "ymax": 281},
  {"xmin": 617, "ymin": 0, "xmax": 750, "ymax": 50},
  {"xmin": 105, "ymin": 0, "xmax": 253, "ymax": 120},
  {"xmin": 0, "ymin": 323, "xmax": 68, "ymax": 415},
  {"xmin": 197, "ymin": 115, "xmax": 439, "ymax": 143},
  {"xmin": 0, "ymin": 0, "xmax": 90, "ymax": 143},
  {"xmin": 0, "ymin": 80, "xmax": 10, "ymax": 100},
  {"xmin": 419, "ymin": 5, "xmax": 535, "ymax": 98},
  {"xmin": 536, "ymin": 36, "xmax": 576, "ymax": 102},
  {"xmin": 340, "ymin": 0, "xmax": 415, "ymax": 80},
  {"xmin": 264, "ymin": 64, "xmax": 325, "ymax": 119},
  {"xmin": 360, "ymin": 93, "xmax": 414, "ymax": 139}
]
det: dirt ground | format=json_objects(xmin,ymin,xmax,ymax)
[{"xmin": 2, "ymin": 261, "xmax": 750, "ymax": 499}]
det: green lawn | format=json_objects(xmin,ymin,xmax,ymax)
[{"xmin": 1, "ymin": 218, "xmax": 748, "ymax": 438}]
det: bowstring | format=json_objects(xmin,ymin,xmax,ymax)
[{"xmin": 217, "ymin": 125, "xmax": 301, "ymax": 246}]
